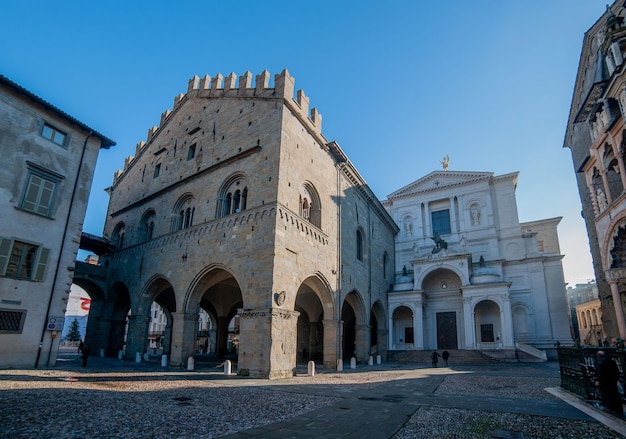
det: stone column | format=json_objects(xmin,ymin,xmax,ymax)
[
  {"xmin": 237, "ymin": 308, "xmax": 300, "ymax": 379},
  {"xmin": 124, "ymin": 314, "xmax": 150, "ymax": 360},
  {"xmin": 355, "ymin": 324, "xmax": 370, "ymax": 361},
  {"xmin": 600, "ymin": 171, "xmax": 613, "ymax": 204},
  {"xmin": 169, "ymin": 312, "xmax": 198, "ymax": 367},
  {"xmin": 449, "ymin": 196, "xmax": 457, "ymax": 234},
  {"xmin": 463, "ymin": 296, "xmax": 475, "ymax": 349},
  {"xmin": 606, "ymin": 270, "xmax": 626, "ymax": 339},
  {"xmin": 414, "ymin": 295, "xmax": 425, "ymax": 350},
  {"xmin": 323, "ymin": 319, "xmax": 342, "ymax": 369},
  {"xmin": 208, "ymin": 329, "xmax": 217, "ymax": 354},
  {"xmin": 499, "ymin": 296, "xmax": 515, "ymax": 349},
  {"xmin": 215, "ymin": 316, "xmax": 230, "ymax": 356}
]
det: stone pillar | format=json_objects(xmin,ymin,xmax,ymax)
[
  {"xmin": 323, "ymin": 319, "xmax": 342, "ymax": 369},
  {"xmin": 499, "ymin": 296, "xmax": 515, "ymax": 349},
  {"xmin": 606, "ymin": 273, "xmax": 626, "ymax": 339},
  {"xmin": 209, "ymin": 329, "xmax": 217, "ymax": 353},
  {"xmin": 216, "ymin": 316, "xmax": 230, "ymax": 357},
  {"xmin": 463, "ymin": 296, "xmax": 475, "ymax": 349},
  {"xmin": 414, "ymin": 295, "xmax": 425, "ymax": 349},
  {"xmin": 125, "ymin": 314, "xmax": 150, "ymax": 361},
  {"xmin": 237, "ymin": 308, "xmax": 300, "ymax": 379},
  {"xmin": 355, "ymin": 324, "xmax": 370, "ymax": 361},
  {"xmin": 377, "ymin": 328, "xmax": 388, "ymax": 358},
  {"xmin": 169, "ymin": 312, "xmax": 198, "ymax": 367}
]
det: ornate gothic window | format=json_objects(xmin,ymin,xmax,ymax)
[
  {"xmin": 299, "ymin": 182, "xmax": 321, "ymax": 228},
  {"xmin": 217, "ymin": 174, "xmax": 248, "ymax": 218},
  {"xmin": 172, "ymin": 194, "xmax": 195, "ymax": 232},
  {"xmin": 140, "ymin": 210, "xmax": 157, "ymax": 242}
]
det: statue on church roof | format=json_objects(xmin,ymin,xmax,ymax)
[{"xmin": 440, "ymin": 155, "xmax": 449, "ymax": 171}]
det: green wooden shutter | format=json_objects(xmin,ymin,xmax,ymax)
[{"xmin": 33, "ymin": 247, "xmax": 50, "ymax": 281}]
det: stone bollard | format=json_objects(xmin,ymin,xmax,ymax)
[
  {"xmin": 307, "ymin": 360, "xmax": 316, "ymax": 377},
  {"xmin": 224, "ymin": 359, "xmax": 232, "ymax": 375},
  {"xmin": 376, "ymin": 355, "xmax": 381, "ymax": 365},
  {"xmin": 350, "ymin": 357, "xmax": 357, "ymax": 369},
  {"xmin": 135, "ymin": 352, "xmax": 142, "ymax": 363},
  {"xmin": 118, "ymin": 350, "xmax": 124, "ymax": 360},
  {"xmin": 187, "ymin": 356, "xmax": 195, "ymax": 371},
  {"xmin": 99, "ymin": 348, "xmax": 105, "ymax": 358},
  {"xmin": 337, "ymin": 358, "xmax": 343, "ymax": 372},
  {"xmin": 368, "ymin": 356, "xmax": 374, "ymax": 366},
  {"xmin": 161, "ymin": 354, "xmax": 168, "ymax": 367},
  {"xmin": 143, "ymin": 353, "xmax": 150, "ymax": 362}
]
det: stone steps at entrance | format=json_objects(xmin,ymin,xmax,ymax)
[{"xmin": 389, "ymin": 349, "xmax": 504, "ymax": 365}]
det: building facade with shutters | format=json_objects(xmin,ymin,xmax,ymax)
[{"xmin": 0, "ymin": 75, "xmax": 114, "ymax": 368}]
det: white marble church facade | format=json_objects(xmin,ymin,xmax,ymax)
[{"xmin": 383, "ymin": 170, "xmax": 572, "ymax": 360}]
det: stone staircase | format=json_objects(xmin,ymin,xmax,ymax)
[{"xmin": 389, "ymin": 349, "xmax": 505, "ymax": 365}]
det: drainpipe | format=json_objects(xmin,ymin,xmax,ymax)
[{"xmin": 35, "ymin": 131, "xmax": 93, "ymax": 367}]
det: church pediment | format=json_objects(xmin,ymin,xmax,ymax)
[{"xmin": 386, "ymin": 171, "xmax": 493, "ymax": 199}]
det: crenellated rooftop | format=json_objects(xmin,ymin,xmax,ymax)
[{"xmin": 113, "ymin": 69, "xmax": 324, "ymax": 185}]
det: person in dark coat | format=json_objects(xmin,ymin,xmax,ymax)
[
  {"xmin": 431, "ymin": 350, "xmax": 440, "ymax": 368},
  {"xmin": 81, "ymin": 344, "xmax": 91, "ymax": 367},
  {"xmin": 442, "ymin": 350, "xmax": 450, "ymax": 366},
  {"xmin": 594, "ymin": 350, "xmax": 623, "ymax": 416}
]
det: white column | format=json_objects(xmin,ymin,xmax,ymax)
[
  {"xmin": 608, "ymin": 278, "xmax": 626, "ymax": 339},
  {"xmin": 463, "ymin": 296, "xmax": 475, "ymax": 349},
  {"xmin": 414, "ymin": 294, "xmax": 424, "ymax": 349},
  {"xmin": 500, "ymin": 296, "xmax": 515, "ymax": 348}
]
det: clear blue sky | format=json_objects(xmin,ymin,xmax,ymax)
[{"xmin": 1, "ymin": 1, "xmax": 608, "ymax": 285}]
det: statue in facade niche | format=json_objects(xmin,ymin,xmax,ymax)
[
  {"xmin": 440, "ymin": 155, "xmax": 450, "ymax": 171},
  {"xmin": 471, "ymin": 206, "xmax": 480, "ymax": 225},
  {"xmin": 597, "ymin": 188, "xmax": 608, "ymax": 212}
]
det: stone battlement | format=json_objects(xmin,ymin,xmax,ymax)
[{"xmin": 114, "ymin": 69, "xmax": 323, "ymax": 184}]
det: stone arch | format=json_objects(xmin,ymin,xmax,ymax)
[
  {"xmin": 474, "ymin": 300, "xmax": 502, "ymax": 347},
  {"xmin": 341, "ymin": 290, "xmax": 367, "ymax": 361},
  {"xmin": 126, "ymin": 275, "xmax": 177, "ymax": 358},
  {"xmin": 416, "ymin": 265, "xmax": 468, "ymax": 290},
  {"xmin": 607, "ymin": 217, "xmax": 626, "ymax": 269},
  {"xmin": 185, "ymin": 265, "xmax": 243, "ymax": 358},
  {"xmin": 81, "ymin": 280, "xmax": 130, "ymax": 357},
  {"xmin": 295, "ymin": 273, "xmax": 335, "ymax": 366},
  {"xmin": 391, "ymin": 305, "xmax": 414, "ymax": 349},
  {"xmin": 370, "ymin": 299, "xmax": 388, "ymax": 357}
]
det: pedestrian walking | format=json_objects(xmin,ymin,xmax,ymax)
[
  {"xmin": 81, "ymin": 344, "xmax": 91, "ymax": 367},
  {"xmin": 431, "ymin": 350, "xmax": 440, "ymax": 368},
  {"xmin": 442, "ymin": 350, "xmax": 449, "ymax": 366}
]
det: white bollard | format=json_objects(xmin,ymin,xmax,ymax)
[
  {"xmin": 161, "ymin": 354, "xmax": 168, "ymax": 367},
  {"xmin": 135, "ymin": 352, "xmax": 142, "ymax": 363},
  {"xmin": 224, "ymin": 359, "xmax": 232, "ymax": 375},
  {"xmin": 376, "ymin": 355, "xmax": 381, "ymax": 365},
  {"xmin": 187, "ymin": 356, "xmax": 195, "ymax": 371},
  {"xmin": 307, "ymin": 360, "xmax": 316, "ymax": 377},
  {"xmin": 337, "ymin": 358, "xmax": 343, "ymax": 372},
  {"xmin": 99, "ymin": 348, "xmax": 105, "ymax": 358},
  {"xmin": 350, "ymin": 357, "xmax": 357, "ymax": 369},
  {"xmin": 118, "ymin": 350, "xmax": 124, "ymax": 360},
  {"xmin": 368, "ymin": 356, "xmax": 374, "ymax": 366}
]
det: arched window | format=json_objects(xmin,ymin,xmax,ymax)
[
  {"xmin": 217, "ymin": 174, "xmax": 248, "ymax": 218},
  {"xmin": 356, "ymin": 229, "xmax": 363, "ymax": 261},
  {"xmin": 140, "ymin": 210, "xmax": 157, "ymax": 242},
  {"xmin": 112, "ymin": 223, "xmax": 125, "ymax": 249},
  {"xmin": 299, "ymin": 182, "xmax": 321, "ymax": 228},
  {"xmin": 172, "ymin": 193, "xmax": 195, "ymax": 232}
]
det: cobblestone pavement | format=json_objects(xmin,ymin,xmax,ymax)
[{"xmin": 0, "ymin": 352, "xmax": 624, "ymax": 438}]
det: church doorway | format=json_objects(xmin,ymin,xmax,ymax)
[{"xmin": 436, "ymin": 311, "xmax": 458, "ymax": 349}]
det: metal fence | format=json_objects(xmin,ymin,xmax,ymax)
[{"xmin": 557, "ymin": 346, "xmax": 625, "ymax": 400}]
